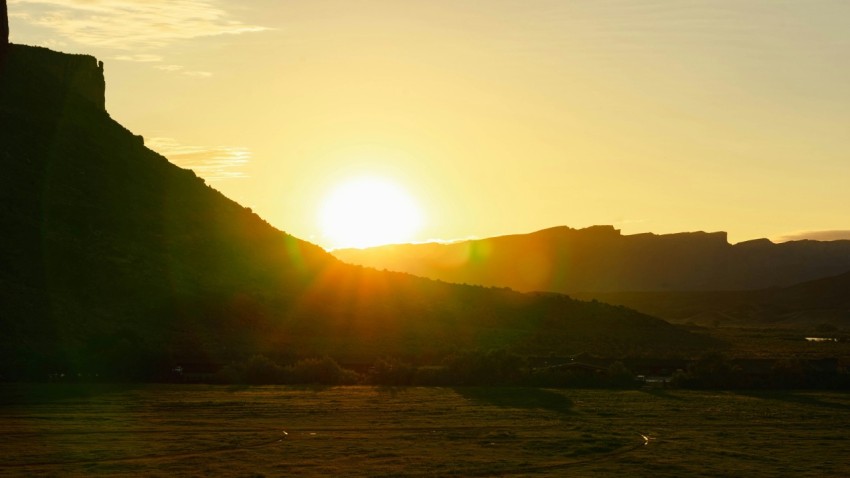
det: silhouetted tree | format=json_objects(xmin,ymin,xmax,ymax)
[
  {"xmin": 243, "ymin": 354, "xmax": 286, "ymax": 384},
  {"xmin": 770, "ymin": 357, "xmax": 807, "ymax": 389},
  {"xmin": 440, "ymin": 349, "xmax": 526, "ymax": 386},
  {"xmin": 287, "ymin": 356, "xmax": 359, "ymax": 385},
  {"xmin": 606, "ymin": 361, "xmax": 635, "ymax": 388},
  {"xmin": 368, "ymin": 357, "xmax": 416, "ymax": 385},
  {"xmin": 674, "ymin": 352, "xmax": 743, "ymax": 389}
]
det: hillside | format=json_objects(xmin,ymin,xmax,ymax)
[
  {"xmin": 0, "ymin": 44, "xmax": 713, "ymax": 380},
  {"xmin": 574, "ymin": 271, "xmax": 850, "ymax": 329},
  {"xmin": 334, "ymin": 226, "xmax": 850, "ymax": 293}
]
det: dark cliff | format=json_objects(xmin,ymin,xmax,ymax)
[
  {"xmin": 0, "ymin": 45, "xmax": 711, "ymax": 380},
  {"xmin": 2, "ymin": 44, "xmax": 106, "ymax": 112},
  {"xmin": 334, "ymin": 226, "xmax": 850, "ymax": 293},
  {"xmin": 0, "ymin": 44, "xmax": 333, "ymax": 379}
]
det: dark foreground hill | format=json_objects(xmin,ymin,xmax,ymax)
[
  {"xmin": 334, "ymin": 226, "xmax": 850, "ymax": 293},
  {"xmin": 574, "ymin": 271, "xmax": 850, "ymax": 329},
  {"xmin": 0, "ymin": 44, "xmax": 713, "ymax": 380}
]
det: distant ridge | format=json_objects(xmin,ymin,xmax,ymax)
[
  {"xmin": 0, "ymin": 44, "xmax": 712, "ymax": 380},
  {"xmin": 333, "ymin": 225, "xmax": 850, "ymax": 293}
]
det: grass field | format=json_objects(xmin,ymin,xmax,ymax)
[{"xmin": 1, "ymin": 385, "xmax": 849, "ymax": 477}]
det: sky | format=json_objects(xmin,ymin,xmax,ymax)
[{"xmin": 9, "ymin": 0, "xmax": 850, "ymax": 249}]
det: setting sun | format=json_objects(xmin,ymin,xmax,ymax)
[
  {"xmin": 6, "ymin": 1, "xmax": 850, "ymax": 475},
  {"xmin": 319, "ymin": 176, "xmax": 423, "ymax": 250}
]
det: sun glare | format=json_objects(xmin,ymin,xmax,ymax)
[{"xmin": 319, "ymin": 176, "xmax": 423, "ymax": 250}]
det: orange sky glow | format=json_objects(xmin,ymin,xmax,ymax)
[{"xmin": 9, "ymin": 0, "xmax": 850, "ymax": 248}]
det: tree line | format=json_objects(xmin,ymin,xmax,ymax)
[{"xmin": 194, "ymin": 350, "xmax": 850, "ymax": 390}]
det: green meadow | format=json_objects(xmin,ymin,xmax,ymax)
[{"xmin": 2, "ymin": 385, "xmax": 849, "ymax": 477}]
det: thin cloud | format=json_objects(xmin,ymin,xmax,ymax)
[
  {"xmin": 181, "ymin": 70, "xmax": 212, "ymax": 78},
  {"xmin": 147, "ymin": 137, "xmax": 250, "ymax": 181},
  {"xmin": 153, "ymin": 63, "xmax": 211, "ymax": 78},
  {"xmin": 776, "ymin": 230, "xmax": 850, "ymax": 242},
  {"xmin": 115, "ymin": 54, "xmax": 163, "ymax": 63},
  {"xmin": 155, "ymin": 64, "xmax": 184, "ymax": 72},
  {"xmin": 12, "ymin": 0, "xmax": 268, "ymax": 50}
]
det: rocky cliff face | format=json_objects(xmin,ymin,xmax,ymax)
[
  {"xmin": 1, "ymin": 44, "xmax": 106, "ymax": 112},
  {"xmin": 334, "ymin": 226, "xmax": 850, "ymax": 293},
  {"xmin": 0, "ymin": 44, "xmax": 337, "ymax": 379},
  {"xmin": 1, "ymin": 44, "xmax": 708, "ymax": 380}
]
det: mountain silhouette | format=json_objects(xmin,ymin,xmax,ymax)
[
  {"xmin": 333, "ymin": 225, "xmax": 850, "ymax": 293},
  {"xmin": 0, "ymin": 43, "xmax": 712, "ymax": 380}
]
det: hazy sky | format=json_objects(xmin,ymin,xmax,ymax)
[{"xmin": 9, "ymin": 0, "xmax": 850, "ymax": 248}]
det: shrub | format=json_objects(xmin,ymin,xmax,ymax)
[
  {"xmin": 367, "ymin": 357, "xmax": 416, "ymax": 385},
  {"xmin": 243, "ymin": 354, "xmax": 286, "ymax": 384},
  {"xmin": 286, "ymin": 356, "xmax": 359, "ymax": 385}
]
